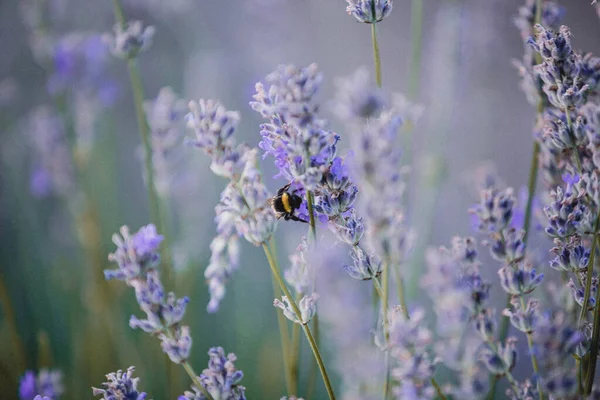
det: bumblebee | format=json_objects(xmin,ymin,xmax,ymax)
[{"xmin": 269, "ymin": 183, "xmax": 308, "ymax": 223}]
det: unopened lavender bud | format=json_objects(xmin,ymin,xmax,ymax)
[
  {"xmin": 104, "ymin": 21, "xmax": 155, "ymax": 59},
  {"xmin": 273, "ymin": 293, "xmax": 319, "ymax": 325},
  {"xmin": 498, "ymin": 263, "xmax": 544, "ymax": 296},
  {"xmin": 346, "ymin": 0, "xmax": 393, "ymax": 23}
]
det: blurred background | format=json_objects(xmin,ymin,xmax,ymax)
[{"xmin": 1, "ymin": 0, "xmax": 600, "ymax": 398}]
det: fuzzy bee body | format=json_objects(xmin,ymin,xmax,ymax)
[{"xmin": 269, "ymin": 183, "xmax": 308, "ymax": 223}]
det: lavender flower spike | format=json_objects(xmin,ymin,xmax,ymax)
[
  {"xmin": 346, "ymin": 0, "xmax": 393, "ymax": 23},
  {"xmin": 104, "ymin": 20, "xmax": 155, "ymax": 59},
  {"xmin": 105, "ymin": 224, "xmax": 164, "ymax": 281},
  {"xmin": 92, "ymin": 366, "xmax": 148, "ymax": 400},
  {"xmin": 179, "ymin": 347, "xmax": 246, "ymax": 400}
]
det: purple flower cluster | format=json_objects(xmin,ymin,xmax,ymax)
[
  {"xmin": 104, "ymin": 21, "xmax": 155, "ymax": 59},
  {"xmin": 105, "ymin": 224, "xmax": 192, "ymax": 363},
  {"xmin": 19, "ymin": 369, "xmax": 64, "ymax": 400},
  {"xmin": 187, "ymin": 99, "xmax": 277, "ymax": 312},
  {"xmin": 178, "ymin": 347, "xmax": 246, "ymax": 400},
  {"xmin": 92, "ymin": 367, "xmax": 148, "ymax": 400},
  {"xmin": 345, "ymin": 0, "xmax": 393, "ymax": 24}
]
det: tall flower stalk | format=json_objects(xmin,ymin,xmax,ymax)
[
  {"xmin": 186, "ymin": 97, "xmax": 336, "ymax": 399},
  {"xmin": 107, "ymin": 0, "xmax": 174, "ymax": 287}
]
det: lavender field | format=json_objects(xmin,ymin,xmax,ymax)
[{"xmin": 3, "ymin": 0, "xmax": 600, "ymax": 399}]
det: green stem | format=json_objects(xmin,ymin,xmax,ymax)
[
  {"xmin": 110, "ymin": 0, "xmax": 173, "ymax": 287},
  {"xmin": 382, "ymin": 262, "xmax": 390, "ymax": 400},
  {"xmin": 372, "ymin": 277, "xmax": 384, "ymax": 299},
  {"xmin": 262, "ymin": 243, "xmax": 336, "ymax": 400},
  {"xmin": 519, "ymin": 296, "xmax": 544, "ymax": 400},
  {"xmin": 306, "ymin": 190, "xmax": 317, "ymax": 242},
  {"xmin": 579, "ymin": 216, "xmax": 600, "ymax": 323},
  {"xmin": 307, "ymin": 315, "xmax": 319, "ymax": 399},
  {"xmin": 391, "ymin": 262, "xmax": 410, "ymax": 320},
  {"xmin": 181, "ymin": 360, "xmax": 215, "ymax": 400},
  {"xmin": 431, "ymin": 377, "xmax": 448, "ymax": 400},
  {"xmin": 272, "ymin": 275, "xmax": 293, "ymax": 395},
  {"xmin": 291, "ymin": 293, "xmax": 302, "ymax": 395},
  {"xmin": 371, "ymin": 23, "xmax": 382, "ymax": 88},
  {"xmin": 585, "ymin": 235, "xmax": 600, "ymax": 394}
]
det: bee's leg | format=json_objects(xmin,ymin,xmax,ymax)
[{"xmin": 288, "ymin": 214, "xmax": 309, "ymax": 224}]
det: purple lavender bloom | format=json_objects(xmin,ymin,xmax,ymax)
[
  {"xmin": 47, "ymin": 33, "xmax": 117, "ymax": 107},
  {"xmin": 92, "ymin": 366, "xmax": 148, "ymax": 400},
  {"xmin": 34, "ymin": 397, "xmax": 51, "ymax": 400},
  {"xmin": 544, "ymin": 185, "xmax": 595, "ymax": 237},
  {"xmin": 498, "ymin": 262, "xmax": 544, "ymax": 296},
  {"xmin": 343, "ymin": 245, "xmax": 382, "ymax": 280},
  {"xmin": 479, "ymin": 337, "xmax": 518, "ymax": 376},
  {"xmin": 284, "ymin": 237, "xmax": 312, "ymax": 295},
  {"xmin": 533, "ymin": 311, "xmax": 583, "ymax": 397},
  {"xmin": 550, "ymin": 237, "xmax": 590, "ymax": 272},
  {"xmin": 104, "ymin": 21, "xmax": 155, "ymax": 59},
  {"xmin": 502, "ymin": 297, "xmax": 540, "ymax": 334},
  {"xmin": 385, "ymin": 308, "xmax": 437, "ymax": 398},
  {"xmin": 529, "ymin": 25, "xmax": 590, "ymax": 109},
  {"xmin": 251, "ymin": 64, "xmax": 339, "ymax": 191},
  {"xmin": 179, "ymin": 347, "xmax": 246, "ymax": 400},
  {"xmin": 470, "ymin": 187, "xmax": 516, "ymax": 233},
  {"xmin": 159, "ymin": 325, "xmax": 192, "ymax": 363},
  {"xmin": 19, "ymin": 371, "xmax": 36, "ymax": 400},
  {"xmin": 105, "ymin": 225, "xmax": 164, "ymax": 281},
  {"xmin": 346, "ymin": 0, "xmax": 393, "ymax": 23},
  {"xmin": 19, "ymin": 369, "xmax": 64, "ymax": 400},
  {"xmin": 204, "ymin": 234, "xmax": 239, "ymax": 313}
]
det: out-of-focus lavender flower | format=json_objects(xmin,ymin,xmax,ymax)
[
  {"xmin": 204, "ymin": 234, "xmax": 240, "ymax": 313},
  {"xmin": 144, "ymin": 86, "xmax": 187, "ymax": 196},
  {"xmin": 33, "ymin": 396, "xmax": 51, "ymax": 400},
  {"xmin": 284, "ymin": 237, "xmax": 312, "ymax": 295},
  {"xmin": 19, "ymin": 369, "xmax": 64, "ymax": 400},
  {"xmin": 92, "ymin": 366, "xmax": 148, "ymax": 400},
  {"xmin": 533, "ymin": 311, "xmax": 583, "ymax": 397},
  {"xmin": 179, "ymin": 347, "xmax": 246, "ymax": 400},
  {"xmin": 331, "ymin": 68, "xmax": 386, "ymax": 121},
  {"xmin": 274, "ymin": 292, "xmax": 319, "ymax": 325},
  {"xmin": 345, "ymin": 0, "xmax": 393, "ymax": 23},
  {"xmin": 385, "ymin": 308, "xmax": 437, "ymax": 399},
  {"xmin": 186, "ymin": 99, "xmax": 246, "ymax": 179},
  {"xmin": 421, "ymin": 237, "xmax": 490, "ymax": 398},
  {"xmin": 104, "ymin": 21, "xmax": 155, "ymax": 59},
  {"xmin": 26, "ymin": 106, "xmax": 73, "ymax": 199},
  {"xmin": 479, "ymin": 337, "xmax": 518, "ymax": 376},
  {"xmin": 47, "ymin": 33, "xmax": 118, "ymax": 105}
]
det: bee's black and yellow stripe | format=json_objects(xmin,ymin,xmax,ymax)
[{"xmin": 281, "ymin": 192, "xmax": 293, "ymax": 213}]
